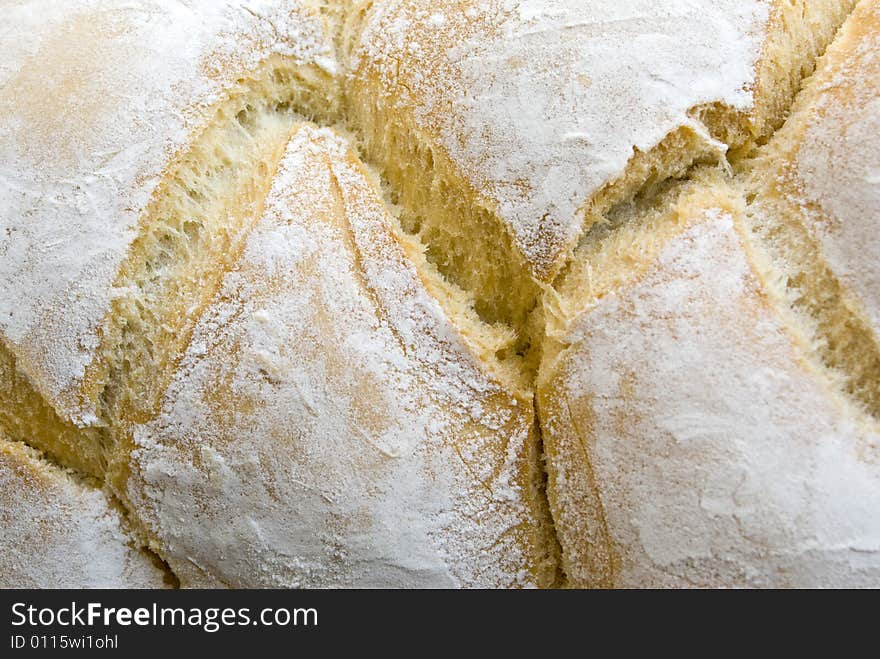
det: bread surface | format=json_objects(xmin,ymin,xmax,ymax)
[
  {"xmin": 0, "ymin": 433, "xmax": 167, "ymax": 588},
  {"xmin": 125, "ymin": 124, "xmax": 557, "ymax": 587},
  {"xmin": 540, "ymin": 0, "xmax": 880, "ymax": 587},
  {"xmin": 1, "ymin": 0, "xmax": 877, "ymax": 587}
]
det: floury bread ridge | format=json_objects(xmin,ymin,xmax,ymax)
[{"xmin": 0, "ymin": 0, "xmax": 877, "ymax": 587}]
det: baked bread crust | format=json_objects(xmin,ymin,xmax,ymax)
[
  {"xmin": 540, "ymin": 201, "xmax": 880, "ymax": 587},
  {"xmin": 745, "ymin": 0, "xmax": 880, "ymax": 414},
  {"xmin": 1, "ymin": 0, "xmax": 877, "ymax": 588},
  {"xmin": 124, "ymin": 124, "xmax": 558, "ymax": 587},
  {"xmin": 0, "ymin": 0, "xmax": 338, "ymax": 428},
  {"xmin": 539, "ymin": 1, "xmax": 880, "ymax": 587},
  {"xmin": 0, "ymin": 433, "xmax": 166, "ymax": 588}
]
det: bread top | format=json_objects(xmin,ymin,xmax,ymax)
[
  {"xmin": 0, "ymin": 435, "xmax": 166, "ymax": 588},
  {"xmin": 540, "ymin": 204, "xmax": 880, "ymax": 587},
  {"xmin": 347, "ymin": 0, "xmax": 776, "ymax": 280},
  {"xmin": 125, "ymin": 124, "xmax": 554, "ymax": 587},
  {"xmin": 0, "ymin": 0, "xmax": 336, "ymax": 425},
  {"xmin": 754, "ymin": 0, "xmax": 880, "ymax": 332}
]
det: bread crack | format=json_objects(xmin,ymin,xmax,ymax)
[
  {"xmin": 736, "ymin": 1, "xmax": 880, "ymax": 419},
  {"xmin": 1, "ymin": 0, "xmax": 868, "ymax": 588},
  {"xmin": 0, "ymin": 430, "xmax": 180, "ymax": 588}
]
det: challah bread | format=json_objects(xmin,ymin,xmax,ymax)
[
  {"xmin": 2, "ymin": 0, "xmax": 878, "ymax": 588},
  {"xmin": 121, "ymin": 123, "xmax": 558, "ymax": 587},
  {"xmin": 0, "ymin": 432, "xmax": 167, "ymax": 588},
  {"xmin": 342, "ymin": 0, "xmax": 855, "ymax": 344},
  {"xmin": 0, "ymin": 0, "xmax": 340, "ymax": 476},
  {"xmin": 538, "ymin": 1, "xmax": 880, "ymax": 587}
]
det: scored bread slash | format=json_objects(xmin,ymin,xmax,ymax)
[
  {"xmin": 743, "ymin": 0, "xmax": 880, "ymax": 417},
  {"xmin": 539, "ymin": 1, "xmax": 880, "ymax": 587},
  {"xmin": 124, "ymin": 124, "xmax": 559, "ymax": 587},
  {"xmin": 0, "ymin": 432, "xmax": 168, "ymax": 588},
  {"xmin": 0, "ymin": 0, "xmax": 342, "ymax": 476},
  {"xmin": 344, "ymin": 0, "xmax": 856, "ymax": 339}
]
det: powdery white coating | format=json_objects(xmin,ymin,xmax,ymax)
[
  {"xmin": 351, "ymin": 0, "xmax": 770, "ymax": 277},
  {"xmin": 128, "ymin": 125, "xmax": 543, "ymax": 588},
  {"xmin": 544, "ymin": 213, "xmax": 880, "ymax": 587},
  {"xmin": 0, "ymin": 0, "xmax": 336, "ymax": 424},
  {"xmin": 0, "ymin": 439, "xmax": 166, "ymax": 588},
  {"xmin": 791, "ymin": 4, "xmax": 880, "ymax": 332}
]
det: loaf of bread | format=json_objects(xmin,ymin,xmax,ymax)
[{"xmin": 1, "ymin": 0, "xmax": 877, "ymax": 587}]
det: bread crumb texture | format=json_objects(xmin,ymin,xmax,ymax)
[
  {"xmin": 126, "ymin": 125, "xmax": 557, "ymax": 587},
  {"xmin": 1, "ymin": 0, "xmax": 877, "ymax": 587},
  {"xmin": 540, "ymin": 209, "xmax": 880, "ymax": 587},
  {"xmin": 0, "ymin": 434, "xmax": 166, "ymax": 588}
]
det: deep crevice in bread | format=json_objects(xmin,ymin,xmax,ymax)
[
  {"xmin": 2, "ymin": 0, "xmax": 868, "ymax": 588},
  {"xmin": 0, "ymin": 431, "xmax": 181, "ymax": 588},
  {"xmin": 737, "ymin": 2, "xmax": 880, "ymax": 419},
  {"xmin": 728, "ymin": 0, "xmax": 859, "ymax": 163},
  {"xmin": 91, "ymin": 55, "xmax": 340, "ymax": 432},
  {"xmin": 102, "ymin": 486, "xmax": 181, "ymax": 589},
  {"xmin": 1, "ymin": 339, "xmax": 109, "ymax": 477},
  {"xmin": 526, "ymin": 409, "xmax": 566, "ymax": 587},
  {"xmin": 547, "ymin": 165, "xmax": 738, "ymax": 359},
  {"xmin": 349, "ymin": 104, "xmax": 544, "ymax": 351},
  {"xmin": 359, "ymin": 163, "xmax": 534, "ymax": 395}
]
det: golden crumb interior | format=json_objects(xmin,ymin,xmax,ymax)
[
  {"xmin": 343, "ymin": 71, "xmax": 734, "ymax": 377},
  {"xmin": 546, "ymin": 167, "xmax": 736, "ymax": 346},
  {"xmin": 744, "ymin": 174, "xmax": 880, "ymax": 418},
  {"xmin": 2, "ymin": 57, "xmax": 341, "ymax": 477},
  {"xmin": 579, "ymin": 126, "xmax": 727, "ymax": 240},
  {"xmin": 349, "ymin": 97, "xmax": 544, "ymax": 350},
  {"xmin": 373, "ymin": 173, "xmax": 534, "ymax": 395},
  {"xmin": 728, "ymin": 0, "xmax": 856, "ymax": 158},
  {"xmin": 0, "ymin": 343, "xmax": 106, "ymax": 476}
]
